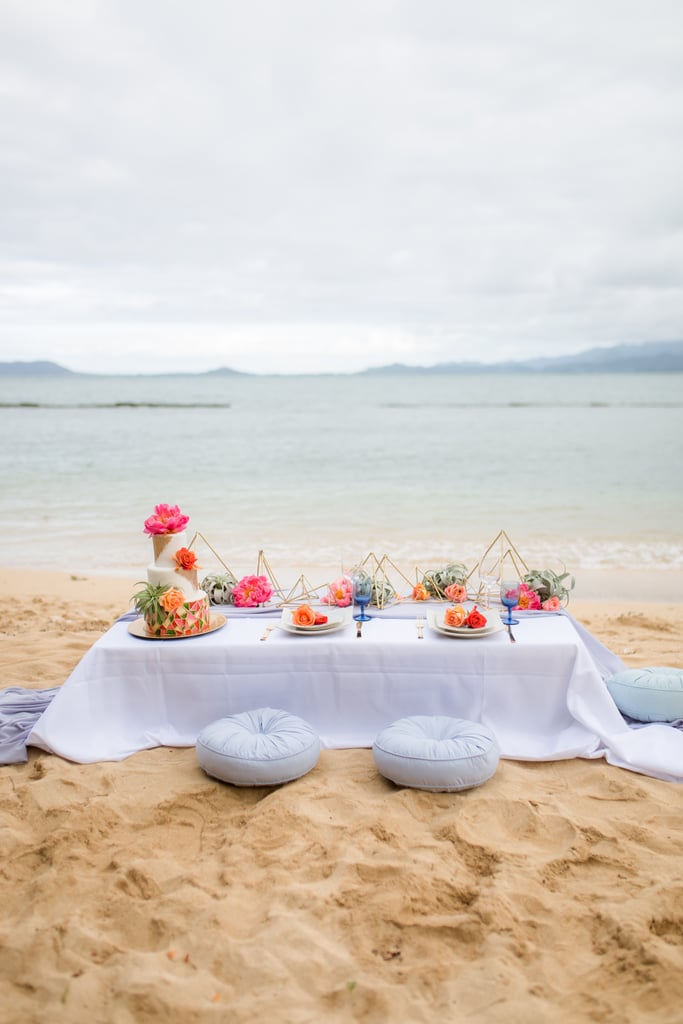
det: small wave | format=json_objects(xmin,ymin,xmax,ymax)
[{"xmin": 0, "ymin": 402, "xmax": 231, "ymax": 409}]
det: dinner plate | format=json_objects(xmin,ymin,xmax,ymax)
[
  {"xmin": 427, "ymin": 610, "xmax": 504, "ymax": 638},
  {"xmin": 280, "ymin": 606, "xmax": 353, "ymax": 635},
  {"xmin": 128, "ymin": 613, "xmax": 226, "ymax": 640}
]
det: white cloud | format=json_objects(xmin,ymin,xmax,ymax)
[{"xmin": 1, "ymin": 0, "xmax": 682, "ymax": 373}]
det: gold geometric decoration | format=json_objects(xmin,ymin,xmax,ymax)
[
  {"xmin": 188, "ymin": 531, "xmax": 238, "ymax": 579},
  {"xmin": 357, "ymin": 552, "xmax": 415, "ymax": 608},
  {"xmin": 475, "ymin": 530, "xmax": 529, "ymax": 602}
]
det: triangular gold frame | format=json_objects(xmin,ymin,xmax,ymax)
[
  {"xmin": 477, "ymin": 530, "xmax": 529, "ymax": 583},
  {"xmin": 358, "ymin": 552, "xmax": 415, "ymax": 608},
  {"xmin": 188, "ymin": 531, "xmax": 238, "ymax": 580}
]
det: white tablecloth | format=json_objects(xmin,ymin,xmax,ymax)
[{"xmin": 28, "ymin": 612, "xmax": 683, "ymax": 782}]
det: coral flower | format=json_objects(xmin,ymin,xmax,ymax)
[
  {"xmin": 159, "ymin": 588, "xmax": 185, "ymax": 613},
  {"xmin": 412, "ymin": 583, "xmax": 430, "ymax": 601},
  {"xmin": 174, "ymin": 547, "xmax": 200, "ymax": 571},
  {"xmin": 291, "ymin": 604, "xmax": 317, "ymax": 626},
  {"xmin": 444, "ymin": 605, "xmax": 467, "ymax": 627},
  {"xmin": 542, "ymin": 596, "xmax": 562, "ymax": 611}
]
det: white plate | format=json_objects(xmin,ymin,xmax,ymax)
[
  {"xmin": 280, "ymin": 605, "xmax": 353, "ymax": 635},
  {"xmin": 427, "ymin": 609, "xmax": 504, "ymax": 638}
]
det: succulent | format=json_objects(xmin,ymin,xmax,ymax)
[
  {"xmin": 131, "ymin": 581, "xmax": 170, "ymax": 617},
  {"xmin": 201, "ymin": 572, "xmax": 239, "ymax": 605},
  {"xmin": 422, "ymin": 562, "xmax": 469, "ymax": 599},
  {"xmin": 523, "ymin": 568, "xmax": 575, "ymax": 604},
  {"xmin": 371, "ymin": 579, "xmax": 397, "ymax": 608}
]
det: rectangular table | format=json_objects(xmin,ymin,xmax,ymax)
[{"xmin": 30, "ymin": 609, "xmax": 683, "ymax": 782}]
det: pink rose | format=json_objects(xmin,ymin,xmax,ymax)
[
  {"xmin": 542, "ymin": 596, "xmax": 562, "ymax": 611},
  {"xmin": 144, "ymin": 504, "xmax": 190, "ymax": 536},
  {"xmin": 232, "ymin": 574, "xmax": 273, "ymax": 608},
  {"xmin": 321, "ymin": 577, "xmax": 353, "ymax": 607}
]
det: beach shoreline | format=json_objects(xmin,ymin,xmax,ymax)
[{"xmin": 1, "ymin": 568, "xmax": 683, "ymax": 1022}]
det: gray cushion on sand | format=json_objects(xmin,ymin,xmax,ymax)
[
  {"xmin": 606, "ymin": 667, "xmax": 683, "ymax": 723},
  {"xmin": 197, "ymin": 707, "xmax": 320, "ymax": 786},
  {"xmin": 373, "ymin": 715, "xmax": 500, "ymax": 792}
]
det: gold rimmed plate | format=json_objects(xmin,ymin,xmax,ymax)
[{"xmin": 128, "ymin": 613, "xmax": 227, "ymax": 640}]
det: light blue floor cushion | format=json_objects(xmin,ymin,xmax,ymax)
[
  {"xmin": 197, "ymin": 707, "xmax": 321, "ymax": 786},
  {"xmin": 373, "ymin": 716, "xmax": 500, "ymax": 792},
  {"xmin": 606, "ymin": 667, "xmax": 683, "ymax": 723}
]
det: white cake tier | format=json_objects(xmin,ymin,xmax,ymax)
[
  {"xmin": 147, "ymin": 566, "xmax": 204, "ymax": 600},
  {"xmin": 151, "ymin": 531, "xmax": 188, "ymax": 568}
]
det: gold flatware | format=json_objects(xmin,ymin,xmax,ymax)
[
  {"xmin": 506, "ymin": 623, "xmax": 516, "ymax": 644},
  {"xmin": 260, "ymin": 625, "xmax": 275, "ymax": 641},
  {"xmin": 416, "ymin": 616, "xmax": 424, "ymax": 639},
  {"xmin": 356, "ymin": 620, "xmax": 363, "ymax": 639}
]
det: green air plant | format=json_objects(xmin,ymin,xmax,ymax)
[
  {"xmin": 523, "ymin": 568, "xmax": 575, "ymax": 604},
  {"xmin": 422, "ymin": 562, "xmax": 469, "ymax": 599},
  {"xmin": 131, "ymin": 581, "xmax": 171, "ymax": 628},
  {"xmin": 371, "ymin": 579, "xmax": 397, "ymax": 609},
  {"xmin": 200, "ymin": 572, "xmax": 239, "ymax": 605}
]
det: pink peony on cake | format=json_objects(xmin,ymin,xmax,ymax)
[{"xmin": 132, "ymin": 504, "xmax": 211, "ymax": 637}]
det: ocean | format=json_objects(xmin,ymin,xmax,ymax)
[{"xmin": 1, "ymin": 372, "xmax": 681, "ymax": 587}]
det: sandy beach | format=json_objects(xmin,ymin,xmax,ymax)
[{"xmin": 1, "ymin": 568, "xmax": 683, "ymax": 1023}]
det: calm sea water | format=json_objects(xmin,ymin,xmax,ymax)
[{"xmin": 1, "ymin": 372, "xmax": 681, "ymax": 582}]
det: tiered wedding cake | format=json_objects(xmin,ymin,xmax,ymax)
[{"xmin": 133, "ymin": 505, "xmax": 211, "ymax": 637}]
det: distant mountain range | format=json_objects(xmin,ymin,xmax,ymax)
[
  {"xmin": 359, "ymin": 340, "xmax": 683, "ymax": 375},
  {"xmin": 2, "ymin": 340, "xmax": 682, "ymax": 376}
]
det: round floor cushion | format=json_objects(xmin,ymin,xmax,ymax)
[
  {"xmin": 372, "ymin": 716, "xmax": 500, "ymax": 792},
  {"xmin": 197, "ymin": 708, "xmax": 320, "ymax": 786},
  {"xmin": 605, "ymin": 667, "xmax": 683, "ymax": 722}
]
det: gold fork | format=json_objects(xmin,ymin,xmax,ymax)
[
  {"xmin": 260, "ymin": 624, "xmax": 275, "ymax": 641},
  {"xmin": 416, "ymin": 616, "xmax": 425, "ymax": 639}
]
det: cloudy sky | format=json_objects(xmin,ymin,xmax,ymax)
[{"xmin": 1, "ymin": 0, "xmax": 682, "ymax": 374}]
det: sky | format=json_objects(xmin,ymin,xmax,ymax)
[{"xmin": 1, "ymin": 0, "xmax": 682, "ymax": 375}]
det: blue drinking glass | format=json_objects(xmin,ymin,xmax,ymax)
[
  {"xmin": 500, "ymin": 580, "xmax": 521, "ymax": 626},
  {"xmin": 352, "ymin": 571, "xmax": 373, "ymax": 622}
]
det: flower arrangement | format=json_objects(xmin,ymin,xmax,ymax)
[
  {"xmin": 421, "ymin": 562, "xmax": 469, "ymax": 600},
  {"xmin": 412, "ymin": 582, "xmax": 430, "ymax": 601},
  {"xmin": 144, "ymin": 503, "xmax": 190, "ymax": 536},
  {"xmin": 520, "ymin": 568, "xmax": 574, "ymax": 610}
]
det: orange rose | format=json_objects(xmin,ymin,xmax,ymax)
[
  {"xmin": 160, "ymin": 588, "xmax": 185, "ymax": 613},
  {"xmin": 444, "ymin": 605, "xmax": 467, "ymax": 627},
  {"xmin": 291, "ymin": 604, "xmax": 317, "ymax": 627},
  {"xmin": 174, "ymin": 547, "xmax": 199, "ymax": 570},
  {"xmin": 412, "ymin": 583, "xmax": 430, "ymax": 601},
  {"xmin": 465, "ymin": 606, "xmax": 487, "ymax": 629}
]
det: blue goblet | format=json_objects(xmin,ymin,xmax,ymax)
[
  {"xmin": 352, "ymin": 571, "xmax": 373, "ymax": 622},
  {"xmin": 500, "ymin": 580, "xmax": 521, "ymax": 626}
]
